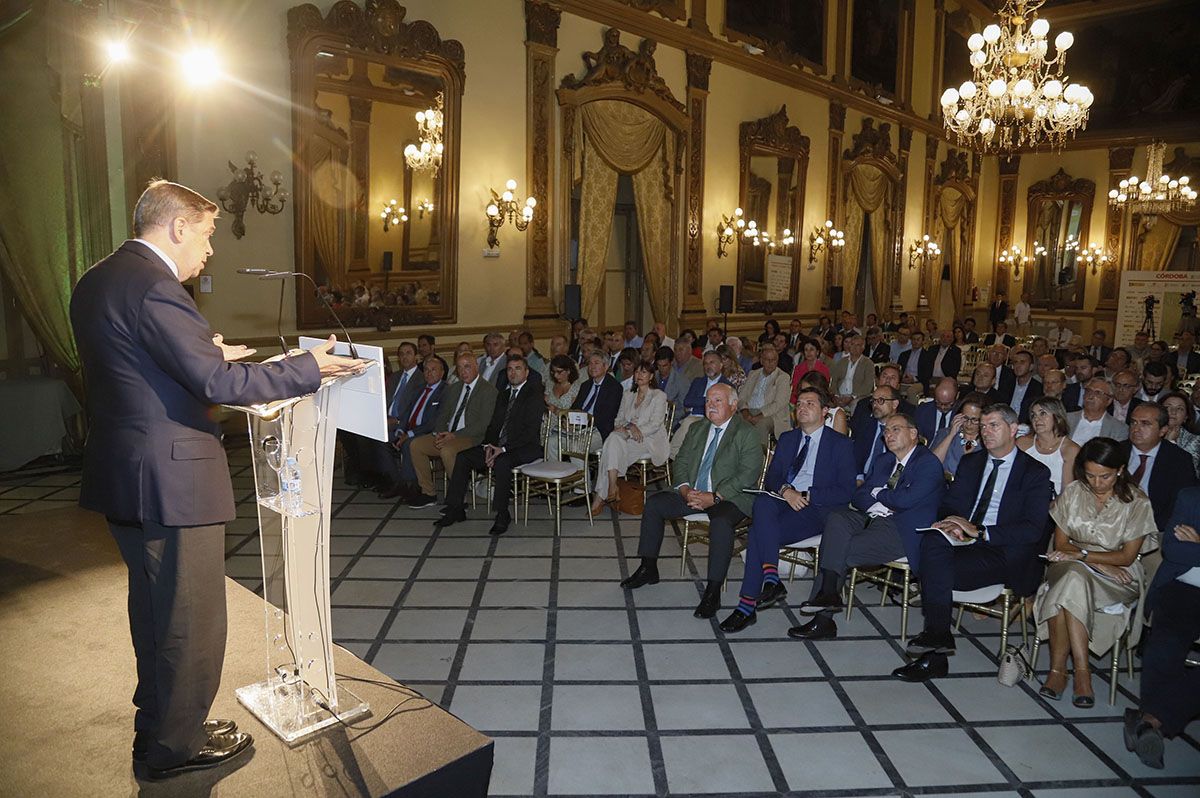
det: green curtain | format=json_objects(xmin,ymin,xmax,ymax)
[{"xmin": 0, "ymin": 4, "xmax": 83, "ymax": 385}]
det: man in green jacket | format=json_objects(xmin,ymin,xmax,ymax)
[{"xmin": 621, "ymin": 383, "xmax": 765, "ymax": 618}]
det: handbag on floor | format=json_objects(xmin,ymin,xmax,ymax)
[
  {"xmin": 997, "ymin": 644, "xmax": 1033, "ymax": 687},
  {"xmin": 613, "ymin": 477, "xmax": 645, "ymax": 516}
]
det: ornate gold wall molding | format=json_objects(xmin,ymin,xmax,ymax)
[
  {"xmin": 993, "ymin": 156, "xmax": 1022, "ymax": 299},
  {"xmin": 613, "ymin": 0, "xmax": 685, "ymax": 21},
  {"xmin": 525, "ymin": 0, "xmax": 561, "ymax": 320},
  {"xmin": 1100, "ymin": 146, "xmax": 1134, "ymax": 308},
  {"xmin": 894, "ymin": 126, "xmax": 912, "ymax": 306},
  {"xmin": 683, "ymin": 51, "xmax": 711, "ymax": 320},
  {"xmin": 823, "ymin": 102, "xmax": 846, "ymax": 307}
]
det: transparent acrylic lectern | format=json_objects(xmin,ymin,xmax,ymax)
[{"xmin": 226, "ymin": 371, "xmax": 373, "ymax": 743}]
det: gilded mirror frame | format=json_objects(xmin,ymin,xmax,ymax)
[
  {"xmin": 287, "ymin": 0, "xmax": 464, "ymax": 328},
  {"xmin": 1023, "ymin": 167, "xmax": 1095, "ymax": 310}
]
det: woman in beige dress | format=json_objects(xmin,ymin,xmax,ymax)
[
  {"xmin": 1034, "ymin": 437, "xmax": 1157, "ymax": 708},
  {"xmin": 590, "ymin": 362, "xmax": 669, "ymax": 514}
]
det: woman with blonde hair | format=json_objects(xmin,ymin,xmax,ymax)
[
  {"xmin": 715, "ymin": 343, "xmax": 747, "ymax": 391},
  {"xmin": 1017, "ymin": 396, "xmax": 1079, "ymax": 496}
]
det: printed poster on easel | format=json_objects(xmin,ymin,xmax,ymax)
[
  {"xmin": 1116, "ymin": 271, "xmax": 1200, "ymax": 346},
  {"xmin": 766, "ymin": 254, "xmax": 792, "ymax": 302}
]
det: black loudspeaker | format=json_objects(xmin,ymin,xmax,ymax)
[
  {"xmin": 718, "ymin": 284, "xmax": 734, "ymax": 314},
  {"xmin": 381, "ymin": 251, "xmax": 394, "ymax": 272},
  {"xmin": 563, "ymin": 283, "xmax": 582, "ymax": 319},
  {"xmin": 828, "ymin": 285, "xmax": 844, "ymax": 311}
]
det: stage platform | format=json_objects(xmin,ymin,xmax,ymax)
[{"xmin": 0, "ymin": 507, "xmax": 493, "ymax": 797}]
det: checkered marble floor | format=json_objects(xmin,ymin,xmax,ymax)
[{"xmin": 4, "ymin": 451, "xmax": 1200, "ymax": 797}]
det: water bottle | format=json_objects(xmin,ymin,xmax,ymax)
[{"xmin": 281, "ymin": 456, "xmax": 302, "ymax": 514}]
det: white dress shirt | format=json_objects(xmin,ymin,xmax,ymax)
[
  {"xmin": 932, "ymin": 346, "xmax": 950, "ymax": 378},
  {"xmin": 1014, "ymin": 301, "xmax": 1031, "ymax": 325},
  {"xmin": 889, "ymin": 340, "xmax": 913, "ymax": 362},
  {"xmin": 480, "ymin": 356, "xmax": 503, "ymax": 383},
  {"xmin": 1071, "ymin": 413, "xmax": 1105, "ymax": 446},
  {"xmin": 866, "ymin": 445, "xmax": 917, "ymax": 516},
  {"xmin": 1011, "ymin": 378, "xmax": 1032, "ymax": 413},
  {"xmin": 134, "ymin": 238, "xmax": 180, "ymax": 278},
  {"xmin": 974, "ymin": 447, "xmax": 1018, "ymax": 528},
  {"xmin": 788, "ymin": 425, "xmax": 825, "ymax": 493},
  {"xmin": 839, "ymin": 356, "xmax": 862, "ymax": 396},
  {"xmin": 679, "ymin": 418, "xmax": 732, "ymax": 491},
  {"xmin": 748, "ymin": 368, "xmax": 776, "ymax": 411},
  {"xmin": 450, "ymin": 376, "xmax": 480, "ymax": 432},
  {"xmin": 1111, "ymin": 399, "xmax": 1132, "ymax": 424}
]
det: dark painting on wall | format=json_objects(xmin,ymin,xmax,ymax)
[
  {"xmin": 850, "ymin": 0, "xmax": 900, "ymax": 95},
  {"xmin": 942, "ymin": 10, "xmax": 974, "ymax": 92},
  {"xmin": 724, "ymin": 0, "xmax": 825, "ymax": 68},
  {"xmin": 1064, "ymin": 1, "xmax": 1200, "ymax": 132}
]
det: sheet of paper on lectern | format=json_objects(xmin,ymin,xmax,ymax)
[{"xmin": 298, "ymin": 337, "xmax": 387, "ymax": 441}]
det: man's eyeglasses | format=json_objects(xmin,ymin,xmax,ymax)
[
  {"xmin": 871, "ymin": 397, "xmax": 899, "ymax": 404},
  {"xmin": 1084, "ymin": 388, "xmax": 1113, "ymax": 399}
]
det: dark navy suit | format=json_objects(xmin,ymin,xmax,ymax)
[
  {"xmin": 736, "ymin": 427, "xmax": 856, "ymax": 601},
  {"xmin": 681, "ymin": 374, "xmax": 733, "ymax": 419},
  {"xmin": 378, "ymin": 378, "xmax": 446, "ymax": 488},
  {"xmin": 1133, "ymin": 439, "xmax": 1199, "ymax": 532},
  {"xmin": 918, "ymin": 448, "xmax": 1053, "ymax": 635},
  {"xmin": 851, "ymin": 411, "xmax": 890, "ymax": 478},
  {"xmin": 913, "ymin": 402, "xmax": 955, "ymax": 445},
  {"xmin": 999, "ymin": 377, "xmax": 1043, "ymax": 423},
  {"xmin": 571, "ymin": 374, "xmax": 624, "ymax": 439},
  {"xmin": 70, "ymin": 240, "xmax": 321, "ymax": 769},
  {"xmin": 1061, "ymin": 381, "xmax": 1083, "ymax": 412},
  {"xmin": 854, "ymin": 445, "xmax": 946, "ymax": 571}
]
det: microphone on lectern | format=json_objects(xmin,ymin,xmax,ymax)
[{"xmin": 236, "ymin": 268, "xmax": 359, "ymax": 358}]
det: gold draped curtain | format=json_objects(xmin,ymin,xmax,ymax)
[
  {"xmin": 308, "ymin": 133, "xmax": 350, "ymax": 288},
  {"xmin": 1137, "ymin": 210, "xmax": 1200, "ymax": 271},
  {"xmin": 576, "ymin": 100, "xmax": 674, "ymax": 323},
  {"xmin": 842, "ymin": 164, "xmax": 894, "ymax": 313},
  {"xmin": 934, "ymin": 186, "xmax": 970, "ymax": 315}
]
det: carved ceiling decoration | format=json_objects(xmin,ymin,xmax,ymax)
[
  {"xmin": 685, "ymin": 51, "xmax": 711, "ymax": 91},
  {"xmin": 843, "ymin": 117, "xmax": 896, "ymax": 163},
  {"xmin": 287, "ymin": 0, "xmax": 466, "ymax": 85},
  {"xmin": 936, "ymin": 149, "xmax": 972, "ymax": 185},
  {"xmin": 560, "ymin": 27, "xmax": 685, "ymax": 114},
  {"xmin": 525, "ymin": 0, "xmax": 561, "ymax": 47},
  {"xmin": 613, "ymin": 0, "xmax": 685, "ymax": 22},
  {"xmin": 739, "ymin": 105, "xmax": 810, "ymax": 155},
  {"xmin": 1028, "ymin": 167, "xmax": 1095, "ymax": 200}
]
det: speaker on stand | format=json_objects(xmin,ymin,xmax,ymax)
[
  {"xmin": 828, "ymin": 285, "xmax": 843, "ymax": 312},
  {"xmin": 718, "ymin": 284, "xmax": 733, "ymax": 339},
  {"xmin": 563, "ymin": 283, "xmax": 582, "ymax": 320}
]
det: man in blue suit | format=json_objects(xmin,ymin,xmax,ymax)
[
  {"xmin": 718, "ymin": 386, "xmax": 855, "ymax": 632},
  {"xmin": 1124, "ymin": 488, "xmax": 1200, "ymax": 769},
  {"xmin": 70, "ymin": 180, "xmax": 363, "ymax": 778},
  {"xmin": 789, "ymin": 413, "xmax": 945, "ymax": 640},
  {"xmin": 342, "ymin": 341, "xmax": 421, "ymax": 489},
  {"xmin": 852, "ymin": 385, "xmax": 902, "ymax": 482},
  {"xmin": 377, "ymin": 355, "xmax": 448, "ymax": 499},
  {"xmin": 671, "ymin": 351, "xmax": 733, "ymax": 458},
  {"xmin": 914, "ymin": 378, "xmax": 959, "ymax": 443},
  {"xmin": 894, "ymin": 403, "xmax": 1053, "ymax": 682}
]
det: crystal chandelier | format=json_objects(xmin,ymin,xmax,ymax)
[
  {"xmin": 1108, "ymin": 141, "xmax": 1196, "ymax": 216},
  {"xmin": 940, "ymin": 0, "xmax": 1093, "ymax": 152},
  {"xmin": 403, "ymin": 93, "xmax": 444, "ymax": 176}
]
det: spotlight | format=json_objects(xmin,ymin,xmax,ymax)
[
  {"xmin": 180, "ymin": 47, "xmax": 221, "ymax": 87},
  {"xmin": 104, "ymin": 39, "xmax": 130, "ymax": 65}
]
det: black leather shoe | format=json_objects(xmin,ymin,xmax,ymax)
[
  {"xmin": 718, "ymin": 610, "xmax": 756, "ymax": 633},
  {"xmin": 490, "ymin": 513, "xmax": 511, "ymax": 535},
  {"xmin": 407, "ymin": 493, "xmax": 438, "ymax": 509},
  {"xmin": 133, "ymin": 719, "xmax": 237, "ymax": 762},
  {"xmin": 620, "ymin": 563, "xmax": 660, "ymax": 589},
  {"xmin": 798, "ymin": 593, "xmax": 844, "ymax": 615},
  {"xmin": 892, "ymin": 652, "xmax": 948, "ymax": 682},
  {"xmin": 694, "ymin": 587, "xmax": 721, "ymax": 618},
  {"xmin": 758, "ymin": 581, "xmax": 787, "ymax": 610},
  {"xmin": 1123, "ymin": 708, "xmax": 1165, "ymax": 769},
  {"xmin": 378, "ymin": 482, "xmax": 413, "ymax": 500},
  {"xmin": 434, "ymin": 506, "xmax": 467, "ymax": 527},
  {"xmin": 146, "ymin": 731, "xmax": 253, "ymax": 779},
  {"xmin": 906, "ymin": 630, "xmax": 956, "ymax": 656},
  {"xmin": 787, "ymin": 614, "xmax": 838, "ymax": 640}
]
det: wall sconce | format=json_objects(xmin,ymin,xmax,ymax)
[
  {"xmin": 485, "ymin": 179, "xmax": 536, "ymax": 249},
  {"xmin": 216, "ymin": 151, "xmax": 288, "ymax": 239},
  {"xmin": 998, "ymin": 245, "xmax": 1030, "ymax": 280},
  {"xmin": 379, "ymin": 199, "xmax": 408, "ymax": 233},
  {"xmin": 908, "ymin": 234, "xmax": 941, "ymax": 271},
  {"xmin": 415, "ymin": 198, "xmax": 435, "ymax": 219},
  {"xmin": 716, "ymin": 207, "xmax": 745, "ymax": 258},
  {"xmin": 403, "ymin": 93, "xmax": 444, "ymax": 176},
  {"xmin": 1076, "ymin": 243, "xmax": 1111, "ymax": 276},
  {"xmin": 808, "ymin": 219, "xmax": 844, "ymax": 271}
]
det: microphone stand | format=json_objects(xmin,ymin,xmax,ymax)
[{"xmin": 236, "ymin": 268, "xmax": 360, "ymax": 358}]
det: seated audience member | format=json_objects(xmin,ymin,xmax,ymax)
[
  {"xmin": 702, "ymin": 325, "xmax": 725, "ymax": 353},
  {"xmin": 378, "ymin": 355, "xmax": 448, "ymax": 499},
  {"xmin": 789, "ymin": 412, "xmax": 945, "ymax": 640},
  {"xmin": 851, "ymin": 364, "xmax": 916, "ymax": 426},
  {"xmin": 1087, "ymin": 329, "xmax": 1113, "ymax": 364},
  {"xmin": 435, "ymin": 356, "xmax": 545, "ymax": 535},
  {"xmin": 1126, "ymin": 403, "xmax": 1199, "ymax": 534},
  {"xmin": 952, "ymin": 325, "xmax": 968, "ymax": 348},
  {"xmin": 898, "ymin": 331, "xmax": 926, "ymax": 387},
  {"xmin": 1016, "ymin": 396, "xmax": 1079, "ymax": 496},
  {"xmin": 1124, "ymin": 488, "xmax": 1200, "ymax": 769},
  {"xmin": 969, "ymin": 363, "xmax": 1000, "ymax": 404},
  {"xmin": 865, "ymin": 326, "xmax": 890, "ymax": 363},
  {"xmin": 739, "ymin": 344, "xmax": 792, "ymax": 445},
  {"xmin": 639, "ymin": 338, "xmax": 659, "ymax": 367},
  {"xmin": 718, "ymin": 387, "xmax": 856, "ymax": 632},
  {"xmin": 715, "ymin": 343, "xmax": 747, "ymax": 391},
  {"xmin": 924, "ymin": 318, "xmax": 939, "ymax": 338},
  {"xmin": 616, "ymin": 348, "xmax": 639, "ymax": 391},
  {"xmin": 919, "ymin": 330, "xmax": 962, "ymax": 391},
  {"xmin": 810, "ymin": 315, "xmax": 835, "ymax": 342},
  {"xmin": 666, "ymin": 339, "xmax": 704, "ymax": 420},
  {"xmin": 478, "ymin": 333, "xmax": 509, "ymax": 386},
  {"xmin": 544, "ymin": 354, "xmax": 581, "ymax": 411},
  {"xmin": 758, "ymin": 319, "xmax": 781, "ymax": 346},
  {"xmin": 1174, "ymin": 331, "xmax": 1200, "ymax": 376},
  {"xmin": 1161, "ymin": 391, "xmax": 1200, "ymax": 477},
  {"xmin": 622, "ymin": 319, "xmax": 644, "ymax": 349},
  {"xmin": 915, "ymin": 377, "xmax": 959, "ymax": 443},
  {"xmin": 548, "ymin": 334, "xmax": 570, "ymax": 359},
  {"xmin": 790, "ymin": 339, "xmax": 831, "ymax": 403},
  {"xmin": 651, "ymin": 321, "xmax": 675, "ymax": 350},
  {"xmin": 1146, "ymin": 339, "xmax": 1175, "ymax": 380},
  {"xmin": 571, "ymin": 353, "xmax": 624, "ymax": 442},
  {"xmin": 1069, "ymin": 378, "xmax": 1128, "ymax": 445},
  {"xmin": 962, "ymin": 317, "xmax": 981, "ymax": 343},
  {"xmin": 894, "ymin": 404, "xmax": 1053, "ymax": 682},
  {"xmin": 671, "ymin": 351, "xmax": 732, "ymax": 458},
  {"xmin": 1061, "ymin": 353, "xmax": 1097, "ymax": 412},
  {"xmin": 590, "ymin": 362, "xmax": 669, "ymax": 514},
  {"xmin": 829, "ymin": 331, "xmax": 847, "ymax": 363},
  {"xmin": 407, "ymin": 353, "xmax": 499, "ymax": 508},
  {"xmin": 1042, "ymin": 368, "xmax": 1067, "ymax": 402},
  {"xmin": 1001, "ymin": 349, "xmax": 1043, "ymax": 423},
  {"xmin": 983, "ymin": 321, "xmax": 1016, "ymax": 348},
  {"xmin": 987, "ymin": 343, "xmax": 1014, "ymax": 393},
  {"xmin": 500, "ymin": 345, "xmax": 543, "ymax": 389},
  {"xmin": 1127, "ymin": 330, "xmax": 1151, "ymax": 366},
  {"xmin": 1035, "ymin": 437, "xmax": 1157, "ymax": 708},
  {"xmin": 1109, "ymin": 369, "xmax": 1143, "ymax": 424},
  {"xmin": 727, "ymin": 335, "xmax": 754, "ymax": 376},
  {"xmin": 653, "ymin": 346, "xmax": 674, "ymax": 393},
  {"xmin": 1105, "ymin": 348, "xmax": 1132, "ymax": 381},
  {"xmin": 604, "ymin": 330, "xmax": 624, "ymax": 372},
  {"xmin": 1138, "ymin": 361, "xmax": 1170, "ymax": 403},
  {"xmin": 444, "ymin": 342, "xmax": 474, "ymax": 384},
  {"xmin": 798, "ymin": 372, "xmax": 849, "ymax": 435},
  {"xmin": 930, "ymin": 393, "xmax": 986, "ymax": 477},
  {"xmin": 416, "ymin": 334, "xmax": 436, "ymax": 364},
  {"xmin": 1036, "ymin": 353, "xmax": 1059, "ymax": 382},
  {"xmin": 518, "ymin": 331, "xmax": 548, "ymax": 379},
  {"xmin": 770, "ymin": 333, "xmax": 795, "ymax": 373},
  {"xmin": 1029, "ymin": 336, "xmax": 1050, "ymax": 361},
  {"xmin": 852, "ymin": 385, "xmax": 903, "ymax": 482},
  {"xmin": 1050, "ymin": 318, "xmax": 1074, "ymax": 350},
  {"xmin": 621, "ymin": 384, "xmax": 764, "ymax": 618},
  {"xmin": 889, "ymin": 325, "xmax": 914, "ymax": 363},
  {"xmin": 830, "ymin": 332, "xmax": 874, "ymax": 412},
  {"xmin": 343, "ymin": 341, "xmax": 421, "ymax": 488}
]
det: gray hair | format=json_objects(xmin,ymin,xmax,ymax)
[{"xmin": 982, "ymin": 403, "xmax": 1019, "ymax": 425}]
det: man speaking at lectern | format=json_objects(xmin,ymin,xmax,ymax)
[{"xmin": 70, "ymin": 180, "xmax": 363, "ymax": 779}]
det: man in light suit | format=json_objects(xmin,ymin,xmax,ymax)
[
  {"xmin": 789, "ymin": 414, "xmax": 946, "ymax": 640},
  {"xmin": 377, "ymin": 355, "xmax": 448, "ymax": 499},
  {"xmin": 477, "ymin": 332, "xmax": 508, "ymax": 387},
  {"xmin": 622, "ymin": 384, "xmax": 764, "ymax": 619},
  {"xmin": 738, "ymin": 343, "xmax": 792, "ymax": 445},
  {"xmin": 407, "ymin": 352, "xmax": 499, "ymax": 508},
  {"xmin": 830, "ymin": 333, "xmax": 875, "ymax": 412},
  {"xmin": 1068, "ymin": 378, "xmax": 1129, "ymax": 446},
  {"xmin": 70, "ymin": 180, "xmax": 362, "ymax": 778},
  {"xmin": 894, "ymin": 404, "xmax": 1053, "ymax": 682},
  {"xmin": 719, "ymin": 387, "xmax": 856, "ymax": 632},
  {"xmin": 664, "ymin": 339, "xmax": 703, "ymax": 424}
]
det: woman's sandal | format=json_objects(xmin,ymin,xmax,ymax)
[
  {"xmin": 1072, "ymin": 668, "xmax": 1095, "ymax": 709},
  {"xmin": 1039, "ymin": 668, "xmax": 1067, "ymax": 701}
]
